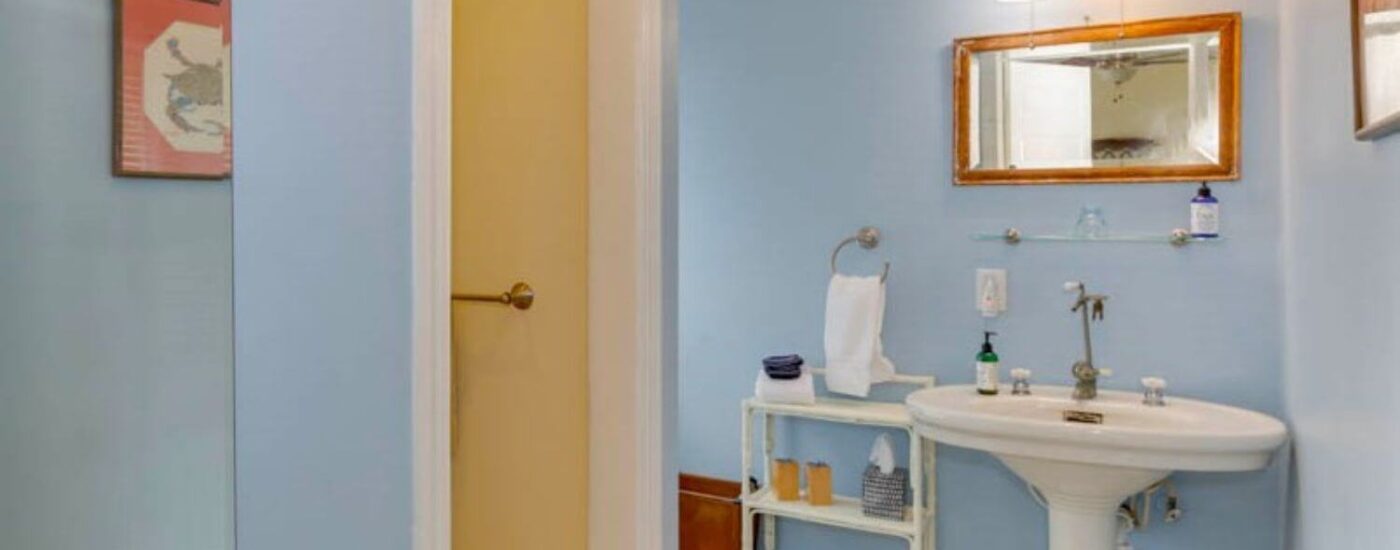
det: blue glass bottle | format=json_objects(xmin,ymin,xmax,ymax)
[{"xmin": 1190, "ymin": 183, "xmax": 1220, "ymax": 238}]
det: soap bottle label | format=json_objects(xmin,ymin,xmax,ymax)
[
  {"xmin": 1191, "ymin": 203, "xmax": 1219, "ymax": 237},
  {"xmin": 976, "ymin": 361, "xmax": 999, "ymax": 395}
]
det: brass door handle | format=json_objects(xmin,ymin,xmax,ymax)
[{"xmin": 452, "ymin": 282, "xmax": 535, "ymax": 310}]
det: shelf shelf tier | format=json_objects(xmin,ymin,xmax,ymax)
[
  {"xmin": 743, "ymin": 489, "xmax": 930, "ymax": 539},
  {"xmin": 972, "ymin": 230, "xmax": 1225, "ymax": 246},
  {"xmin": 744, "ymin": 397, "xmax": 913, "ymax": 428}
]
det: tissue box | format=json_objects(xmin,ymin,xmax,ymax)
[{"xmin": 861, "ymin": 465, "xmax": 908, "ymax": 520}]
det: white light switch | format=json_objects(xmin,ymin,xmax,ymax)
[{"xmin": 977, "ymin": 269, "xmax": 1008, "ymax": 318}]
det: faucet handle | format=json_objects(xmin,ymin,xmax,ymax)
[
  {"xmin": 1064, "ymin": 281, "xmax": 1084, "ymax": 293},
  {"xmin": 1141, "ymin": 377, "xmax": 1167, "ymax": 406},
  {"xmin": 1010, "ymin": 368, "xmax": 1032, "ymax": 396},
  {"xmin": 1097, "ymin": 368, "xmax": 1113, "ymax": 378}
]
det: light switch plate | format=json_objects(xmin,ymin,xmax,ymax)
[{"xmin": 977, "ymin": 268, "xmax": 1008, "ymax": 317}]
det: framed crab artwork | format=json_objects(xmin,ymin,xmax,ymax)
[{"xmin": 114, "ymin": 0, "xmax": 231, "ymax": 179}]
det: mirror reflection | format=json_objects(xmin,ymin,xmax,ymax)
[
  {"xmin": 1354, "ymin": 0, "xmax": 1400, "ymax": 138},
  {"xmin": 969, "ymin": 32, "xmax": 1222, "ymax": 171},
  {"xmin": 954, "ymin": 13, "xmax": 1241, "ymax": 185}
]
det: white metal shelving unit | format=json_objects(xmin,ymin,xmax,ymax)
[{"xmin": 741, "ymin": 369, "xmax": 936, "ymax": 550}]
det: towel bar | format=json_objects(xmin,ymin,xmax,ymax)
[{"xmin": 452, "ymin": 282, "xmax": 535, "ymax": 310}]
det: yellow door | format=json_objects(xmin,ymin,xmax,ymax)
[{"xmin": 452, "ymin": 1, "xmax": 589, "ymax": 548}]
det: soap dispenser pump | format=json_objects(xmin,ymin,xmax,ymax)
[{"xmin": 976, "ymin": 331, "xmax": 1000, "ymax": 396}]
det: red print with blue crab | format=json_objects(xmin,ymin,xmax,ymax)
[{"xmin": 116, "ymin": 0, "xmax": 231, "ymax": 178}]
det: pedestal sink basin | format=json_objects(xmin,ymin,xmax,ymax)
[{"xmin": 907, "ymin": 385, "xmax": 1287, "ymax": 550}]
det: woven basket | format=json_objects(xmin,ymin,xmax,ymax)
[{"xmin": 861, "ymin": 464, "xmax": 908, "ymax": 520}]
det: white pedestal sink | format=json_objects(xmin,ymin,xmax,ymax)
[{"xmin": 907, "ymin": 385, "xmax": 1287, "ymax": 550}]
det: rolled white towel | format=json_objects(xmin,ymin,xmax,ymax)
[{"xmin": 755, "ymin": 367, "xmax": 816, "ymax": 405}]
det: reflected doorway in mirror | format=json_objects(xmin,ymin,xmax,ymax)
[{"xmin": 1353, "ymin": 0, "xmax": 1400, "ymax": 140}]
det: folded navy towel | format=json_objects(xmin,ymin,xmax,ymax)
[
  {"xmin": 763, "ymin": 355, "xmax": 805, "ymax": 368},
  {"xmin": 766, "ymin": 365, "xmax": 802, "ymax": 380},
  {"xmin": 763, "ymin": 355, "xmax": 805, "ymax": 380}
]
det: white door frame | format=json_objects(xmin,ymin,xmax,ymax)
[{"xmin": 409, "ymin": 0, "xmax": 677, "ymax": 549}]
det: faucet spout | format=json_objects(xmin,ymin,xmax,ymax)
[{"xmin": 1067, "ymin": 282, "xmax": 1109, "ymax": 400}]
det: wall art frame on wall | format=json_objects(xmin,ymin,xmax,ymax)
[
  {"xmin": 114, "ymin": 0, "xmax": 232, "ymax": 179},
  {"xmin": 1353, "ymin": 0, "xmax": 1400, "ymax": 140}
]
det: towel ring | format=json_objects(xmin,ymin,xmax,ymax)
[{"xmin": 830, "ymin": 226, "xmax": 891, "ymax": 282}]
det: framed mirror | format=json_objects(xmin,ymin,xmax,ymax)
[{"xmin": 954, "ymin": 13, "xmax": 1241, "ymax": 185}]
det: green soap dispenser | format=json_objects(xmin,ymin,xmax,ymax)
[{"xmin": 977, "ymin": 331, "xmax": 1000, "ymax": 396}]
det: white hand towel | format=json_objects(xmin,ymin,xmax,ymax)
[
  {"xmin": 824, "ymin": 274, "xmax": 897, "ymax": 398},
  {"xmin": 754, "ymin": 368, "xmax": 816, "ymax": 405}
]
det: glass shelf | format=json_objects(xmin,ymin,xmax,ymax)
[{"xmin": 971, "ymin": 229, "xmax": 1224, "ymax": 246}]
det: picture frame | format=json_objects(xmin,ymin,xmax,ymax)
[
  {"xmin": 1353, "ymin": 0, "xmax": 1400, "ymax": 140},
  {"xmin": 114, "ymin": 0, "xmax": 232, "ymax": 179}
]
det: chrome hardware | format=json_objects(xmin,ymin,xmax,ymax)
[
  {"xmin": 1163, "ymin": 482, "xmax": 1183, "ymax": 523},
  {"xmin": 1010, "ymin": 368, "xmax": 1032, "ymax": 396},
  {"xmin": 1121, "ymin": 478, "xmax": 1183, "ymax": 532},
  {"xmin": 1169, "ymin": 228, "xmax": 1192, "ymax": 247},
  {"xmin": 1004, "ymin": 228, "xmax": 1023, "ymax": 244},
  {"xmin": 1066, "ymin": 281, "xmax": 1110, "ymax": 400},
  {"xmin": 1142, "ymin": 377, "xmax": 1167, "ymax": 407},
  {"xmin": 831, "ymin": 226, "xmax": 891, "ymax": 282},
  {"xmin": 453, "ymin": 282, "xmax": 536, "ymax": 311}
]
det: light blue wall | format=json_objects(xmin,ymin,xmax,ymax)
[
  {"xmin": 231, "ymin": 1, "xmax": 413, "ymax": 548},
  {"xmin": 0, "ymin": 1, "xmax": 233, "ymax": 549},
  {"xmin": 1279, "ymin": 1, "xmax": 1400, "ymax": 548},
  {"xmin": 679, "ymin": 1, "xmax": 1287, "ymax": 548}
]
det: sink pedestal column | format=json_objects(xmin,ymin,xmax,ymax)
[
  {"xmin": 998, "ymin": 455, "xmax": 1169, "ymax": 550},
  {"xmin": 1043, "ymin": 493, "xmax": 1127, "ymax": 550}
]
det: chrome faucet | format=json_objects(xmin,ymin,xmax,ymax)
[{"xmin": 1065, "ymin": 281, "xmax": 1110, "ymax": 400}]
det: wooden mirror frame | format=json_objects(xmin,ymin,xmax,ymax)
[{"xmin": 953, "ymin": 12, "xmax": 1242, "ymax": 186}]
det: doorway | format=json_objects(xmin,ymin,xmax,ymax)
[
  {"xmin": 411, "ymin": 0, "xmax": 675, "ymax": 548},
  {"xmin": 449, "ymin": 1, "xmax": 590, "ymax": 548}
]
